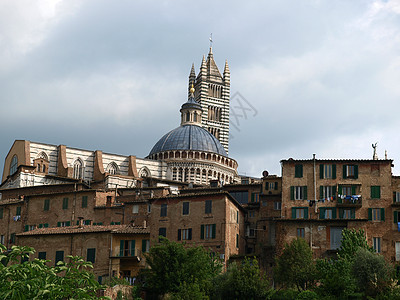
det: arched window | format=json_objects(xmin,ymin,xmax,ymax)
[
  {"xmin": 10, "ymin": 155, "xmax": 18, "ymax": 175},
  {"xmin": 73, "ymin": 159, "xmax": 83, "ymax": 179},
  {"xmin": 193, "ymin": 112, "xmax": 197, "ymax": 122},
  {"xmin": 106, "ymin": 162, "xmax": 118, "ymax": 175},
  {"xmin": 186, "ymin": 112, "xmax": 190, "ymax": 122}
]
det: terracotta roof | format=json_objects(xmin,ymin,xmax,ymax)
[
  {"xmin": 281, "ymin": 158, "xmax": 393, "ymax": 163},
  {"xmin": 0, "ymin": 198, "xmax": 24, "ymax": 206},
  {"xmin": 17, "ymin": 224, "xmax": 149, "ymax": 236}
]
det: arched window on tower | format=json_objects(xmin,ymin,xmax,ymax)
[
  {"xmin": 73, "ymin": 159, "xmax": 83, "ymax": 179},
  {"xmin": 186, "ymin": 112, "xmax": 190, "ymax": 122},
  {"xmin": 193, "ymin": 112, "xmax": 197, "ymax": 122},
  {"xmin": 10, "ymin": 155, "xmax": 18, "ymax": 175},
  {"xmin": 106, "ymin": 162, "xmax": 118, "ymax": 175}
]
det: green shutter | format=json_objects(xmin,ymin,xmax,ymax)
[
  {"xmin": 251, "ymin": 193, "xmax": 254, "ymax": 202},
  {"xmin": 368, "ymin": 208, "xmax": 372, "ymax": 221},
  {"xmin": 320, "ymin": 164, "xmax": 324, "ymax": 179},
  {"xmin": 381, "ymin": 208, "xmax": 385, "ymax": 221},
  {"xmin": 82, "ymin": 196, "xmax": 88, "ymax": 208},
  {"xmin": 44, "ymin": 223, "xmax": 49, "ymax": 228},
  {"xmin": 304, "ymin": 208, "xmax": 309, "ymax": 219},
  {"xmin": 394, "ymin": 192, "xmax": 397, "ymax": 203},
  {"xmin": 332, "ymin": 186, "xmax": 337, "ymax": 196},
  {"xmin": 394, "ymin": 211, "xmax": 398, "ymax": 224},
  {"xmin": 292, "ymin": 208, "xmax": 296, "ymax": 219},
  {"xmin": 87, "ymin": 248, "xmax": 96, "ymax": 263},
  {"xmin": 274, "ymin": 182, "xmax": 278, "ymax": 190},
  {"xmin": 16, "ymin": 206, "xmax": 21, "ymax": 216},
  {"xmin": 351, "ymin": 185, "xmax": 356, "ymax": 195},
  {"xmin": 142, "ymin": 240, "xmax": 147, "ymax": 253},
  {"xmin": 63, "ymin": 198, "xmax": 68, "ymax": 209},
  {"xmin": 354, "ymin": 165, "xmax": 358, "ymax": 179},
  {"xmin": 130, "ymin": 240, "xmax": 135, "ymax": 256},
  {"xmin": 44, "ymin": 199, "xmax": 50, "ymax": 211},
  {"xmin": 201, "ymin": 225, "xmax": 204, "ymax": 239},
  {"xmin": 188, "ymin": 228, "xmax": 192, "ymax": 240},
  {"xmin": 120, "ymin": 240, "xmax": 124, "ymax": 256},
  {"xmin": 265, "ymin": 182, "xmax": 269, "ymax": 190},
  {"xmin": 38, "ymin": 224, "xmax": 43, "ymax": 228},
  {"xmin": 332, "ymin": 164, "xmax": 336, "ymax": 179},
  {"xmin": 378, "ymin": 187, "xmax": 381, "ymax": 199},
  {"xmin": 236, "ymin": 234, "xmax": 239, "ymax": 248},
  {"xmin": 290, "ymin": 186, "xmax": 294, "ymax": 200},
  {"xmin": 295, "ymin": 164, "xmax": 303, "ymax": 178},
  {"xmin": 212, "ymin": 224, "xmax": 216, "ymax": 239},
  {"xmin": 57, "ymin": 222, "xmax": 61, "ymax": 227},
  {"xmin": 303, "ymin": 186, "xmax": 307, "ymax": 200},
  {"xmin": 338, "ymin": 208, "xmax": 343, "ymax": 219},
  {"xmin": 0, "ymin": 207, "xmax": 3, "ymax": 219},
  {"xmin": 351, "ymin": 209, "xmax": 355, "ymax": 219},
  {"xmin": 24, "ymin": 225, "xmax": 29, "ymax": 232},
  {"xmin": 178, "ymin": 229, "xmax": 181, "ymax": 241},
  {"xmin": 66, "ymin": 221, "xmax": 70, "ymax": 226},
  {"xmin": 343, "ymin": 165, "xmax": 347, "ymax": 179},
  {"xmin": 319, "ymin": 208, "xmax": 325, "ymax": 219},
  {"xmin": 320, "ymin": 186, "xmax": 323, "ymax": 199},
  {"xmin": 332, "ymin": 208, "xmax": 337, "ymax": 219}
]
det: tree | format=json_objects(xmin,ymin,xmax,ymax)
[
  {"xmin": 352, "ymin": 248, "xmax": 393, "ymax": 297},
  {"xmin": 0, "ymin": 244, "xmax": 104, "ymax": 299},
  {"xmin": 211, "ymin": 257, "xmax": 271, "ymax": 300},
  {"xmin": 141, "ymin": 237, "xmax": 222, "ymax": 298},
  {"xmin": 274, "ymin": 238, "xmax": 316, "ymax": 291},
  {"xmin": 337, "ymin": 228, "xmax": 373, "ymax": 261}
]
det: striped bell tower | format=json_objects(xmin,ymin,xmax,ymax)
[{"xmin": 188, "ymin": 47, "xmax": 230, "ymax": 155}]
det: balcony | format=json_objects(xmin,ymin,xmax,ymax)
[{"xmin": 337, "ymin": 195, "xmax": 362, "ymax": 207}]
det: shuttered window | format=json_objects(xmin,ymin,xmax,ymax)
[
  {"xmin": 205, "ymin": 200, "xmax": 212, "ymax": 214},
  {"xmin": 87, "ymin": 248, "xmax": 96, "ymax": 263},
  {"xmin": 371, "ymin": 186, "xmax": 381, "ymax": 199},
  {"xmin": 55, "ymin": 251, "xmax": 64, "ymax": 265},
  {"xmin": 295, "ymin": 164, "xmax": 303, "ymax": 178},
  {"xmin": 82, "ymin": 196, "xmax": 88, "ymax": 208},
  {"xmin": 44, "ymin": 199, "xmax": 50, "ymax": 211},
  {"xmin": 62, "ymin": 198, "xmax": 68, "ymax": 209}
]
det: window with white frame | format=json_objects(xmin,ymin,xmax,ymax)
[
  {"xmin": 132, "ymin": 205, "xmax": 139, "ymax": 214},
  {"xmin": 373, "ymin": 237, "xmax": 381, "ymax": 253},
  {"xmin": 178, "ymin": 228, "xmax": 192, "ymax": 241},
  {"xmin": 323, "ymin": 164, "xmax": 332, "ymax": 179},
  {"xmin": 324, "ymin": 209, "xmax": 333, "ymax": 219},
  {"xmin": 294, "ymin": 186, "xmax": 307, "ymax": 200},
  {"xmin": 342, "ymin": 209, "xmax": 352, "ymax": 219},
  {"xmin": 321, "ymin": 186, "xmax": 334, "ymax": 199}
]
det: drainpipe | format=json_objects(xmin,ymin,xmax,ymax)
[{"xmin": 311, "ymin": 154, "xmax": 317, "ymax": 248}]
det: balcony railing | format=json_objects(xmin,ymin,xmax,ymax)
[{"xmin": 337, "ymin": 195, "xmax": 362, "ymax": 206}]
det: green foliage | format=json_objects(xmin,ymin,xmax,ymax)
[
  {"xmin": 352, "ymin": 248, "xmax": 393, "ymax": 297},
  {"xmin": 103, "ymin": 276, "xmax": 131, "ymax": 287},
  {"xmin": 315, "ymin": 258, "xmax": 357, "ymax": 299},
  {"xmin": 295, "ymin": 290, "xmax": 318, "ymax": 300},
  {"xmin": 0, "ymin": 243, "xmax": 105, "ymax": 299},
  {"xmin": 337, "ymin": 228, "xmax": 373, "ymax": 261},
  {"xmin": 170, "ymin": 281, "xmax": 208, "ymax": 300},
  {"xmin": 274, "ymin": 238, "xmax": 316, "ymax": 291},
  {"xmin": 142, "ymin": 237, "xmax": 222, "ymax": 298},
  {"xmin": 211, "ymin": 257, "xmax": 271, "ymax": 300},
  {"xmin": 270, "ymin": 289, "xmax": 299, "ymax": 300}
]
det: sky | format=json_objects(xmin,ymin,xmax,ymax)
[{"xmin": 1, "ymin": 0, "xmax": 400, "ymax": 178}]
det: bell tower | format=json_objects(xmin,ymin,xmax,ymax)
[{"xmin": 188, "ymin": 47, "xmax": 230, "ymax": 155}]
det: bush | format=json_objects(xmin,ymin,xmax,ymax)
[
  {"xmin": 270, "ymin": 289, "xmax": 298, "ymax": 300},
  {"xmin": 296, "ymin": 290, "xmax": 318, "ymax": 300}
]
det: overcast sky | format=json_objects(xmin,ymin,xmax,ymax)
[{"xmin": 1, "ymin": 0, "xmax": 400, "ymax": 178}]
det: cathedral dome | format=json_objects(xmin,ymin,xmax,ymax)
[{"xmin": 148, "ymin": 124, "xmax": 227, "ymax": 157}]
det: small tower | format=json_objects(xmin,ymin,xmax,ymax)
[
  {"xmin": 180, "ymin": 85, "xmax": 203, "ymax": 126},
  {"xmin": 189, "ymin": 47, "xmax": 230, "ymax": 155}
]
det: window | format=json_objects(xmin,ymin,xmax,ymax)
[
  {"xmin": 229, "ymin": 191, "xmax": 249, "ymax": 204},
  {"xmin": 160, "ymin": 204, "xmax": 167, "ymax": 217},
  {"xmin": 339, "ymin": 208, "xmax": 355, "ymax": 219},
  {"xmin": 295, "ymin": 164, "xmax": 303, "ymax": 178},
  {"xmin": 236, "ymin": 211, "xmax": 239, "ymax": 223},
  {"xmin": 265, "ymin": 182, "xmax": 278, "ymax": 191},
  {"xmin": 106, "ymin": 162, "xmax": 118, "ymax": 175},
  {"xmin": 182, "ymin": 202, "xmax": 189, "ymax": 215},
  {"xmin": 319, "ymin": 207, "xmax": 336, "ymax": 219},
  {"xmin": 186, "ymin": 112, "xmax": 190, "ymax": 122},
  {"xmin": 0, "ymin": 207, "xmax": 3, "ymax": 219},
  {"xmin": 110, "ymin": 221, "xmax": 121, "ymax": 225},
  {"xmin": 236, "ymin": 234, "xmax": 239, "ymax": 248},
  {"xmin": 38, "ymin": 223, "xmax": 49, "ymax": 228},
  {"xmin": 57, "ymin": 221, "xmax": 71, "ymax": 227},
  {"xmin": 371, "ymin": 186, "xmax": 381, "ymax": 199},
  {"xmin": 340, "ymin": 185, "xmax": 354, "ymax": 196},
  {"xmin": 373, "ymin": 237, "xmax": 381, "ymax": 253},
  {"xmin": 132, "ymin": 205, "xmax": 139, "ymax": 214},
  {"xmin": 83, "ymin": 220, "xmax": 91, "ymax": 225},
  {"xmin": 297, "ymin": 228, "xmax": 305, "ymax": 238},
  {"xmin": 62, "ymin": 198, "xmax": 68, "ymax": 209},
  {"xmin": 38, "ymin": 252, "xmax": 46, "ymax": 260},
  {"xmin": 0, "ymin": 235, "xmax": 4, "ymax": 244},
  {"xmin": 55, "ymin": 251, "xmax": 64, "ymax": 265},
  {"xmin": 142, "ymin": 239, "xmax": 150, "ymax": 253},
  {"xmin": 247, "ymin": 227, "xmax": 255, "ymax": 237},
  {"xmin": 10, "ymin": 155, "xmax": 18, "ymax": 175},
  {"xmin": 320, "ymin": 164, "xmax": 336, "ymax": 179},
  {"xmin": 205, "ymin": 200, "xmax": 212, "ymax": 214},
  {"xmin": 201, "ymin": 224, "xmax": 216, "ymax": 239},
  {"xmin": 290, "ymin": 186, "xmax": 307, "ymax": 200},
  {"xmin": 82, "ymin": 196, "xmax": 88, "ymax": 208},
  {"xmin": 320, "ymin": 186, "xmax": 336, "ymax": 200},
  {"xmin": 119, "ymin": 240, "xmax": 135, "ymax": 256},
  {"xmin": 73, "ymin": 159, "xmax": 83, "ymax": 179},
  {"xmin": 248, "ymin": 211, "xmax": 255, "ymax": 218},
  {"xmin": 24, "ymin": 225, "xmax": 36, "ymax": 232},
  {"xmin": 291, "ymin": 207, "xmax": 308, "ymax": 219},
  {"xmin": 274, "ymin": 202, "xmax": 281, "ymax": 210},
  {"xmin": 87, "ymin": 248, "xmax": 96, "ymax": 263},
  {"xmin": 343, "ymin": 164, "xmax": 358, "ymax": 179},
  {"xmin": 147, "ymin": 204, "xmax": 151, "ymax": 213},
  {"xmin": 10, "ymin": 233, "xmax": 16, "ymax": 244},
  {"xmin": 250, "ymin": 193, "xmax": 259, "ymax": 202},
  {"xmin": 44, "ymin": 199, "xmax": 50, "ymax": 211},
  {"xmin": 178, "ymin": 228, "xmax": 192, "ymax": 241},
  {"xmin": 394, "ymin": 192, "xmax": 400, "ymax": 203},
  {"xmin": 368, "ymin": 208, "xmax": 385, "ymax": 221},
  {"xmin": 394, "ymin": 211, "xmax": 400, "ymax": 224},
  {"xmin": 16, "ymin": 206, "xmax": 21, "ymax": 216},
  {"xmin": 159, "ymin": 227, "xmax": 167, "ymax": 238}
]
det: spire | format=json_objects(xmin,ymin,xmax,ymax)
[
  {"xmin": 223, "ymin": 60, "xmax": 230, "ymax": 74},
  {"xmin": 190, "ymin": 63, "xmax": 195, "ymax": 78},
  {"xmin": 200, "ymin": 55, "xmax": 206, "ymax": 71}
]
